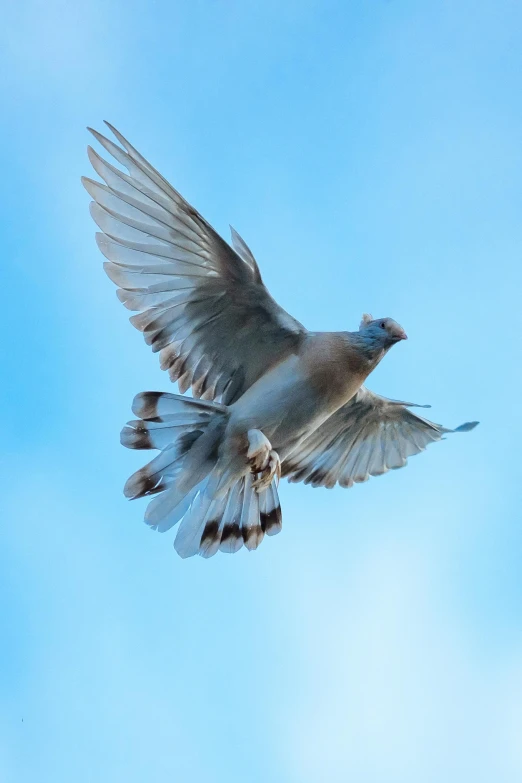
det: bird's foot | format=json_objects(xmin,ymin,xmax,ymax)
[
  {"xmin": 252, "ymin": 449, "xmax": 281, "ymax": 492},
  {"xmin": 246, "ymin": 429, "xmax": 281, "ymax": 492}
]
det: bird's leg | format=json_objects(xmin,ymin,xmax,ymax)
[{"xmin": 246, "ymin": 429, "xmax": 281, "ymax": 492}]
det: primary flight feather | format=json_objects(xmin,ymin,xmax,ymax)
[{"xmin": 83, "ymin": 122, "xmax": 478, "ymax": 558}]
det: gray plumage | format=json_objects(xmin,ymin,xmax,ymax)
[{"xmin": 83, "ymin": 123, "xmax": 478, "ymax": 559}]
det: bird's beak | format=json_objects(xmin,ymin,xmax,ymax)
[{"xmin": 397, "ymin": 330, "xmax": 408, "ymax": 341}]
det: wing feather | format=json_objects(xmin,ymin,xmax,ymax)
[
  {"xmin": 283, "ymin": 387, "xmax": 478, "ymax": 489},
  {"xmin": 84, "ymin": 124, "xmax": 306, "ymax": 403}
]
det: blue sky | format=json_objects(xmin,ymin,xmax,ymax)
[{"xmin": 1, "ymin": 0, "xmax": 521, "ymax": 780}]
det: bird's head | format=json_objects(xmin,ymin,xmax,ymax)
[{"xmin": 359, "ymin": 313, "xmax": 408, "ymax": 349}]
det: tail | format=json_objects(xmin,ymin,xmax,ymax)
[{"xmin": 121, "ymin": 392, "xmax": 282, "ymax": 558}]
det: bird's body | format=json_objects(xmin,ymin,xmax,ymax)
[
  {"xmin": 83, "ymin": 123, "xmax": 478, "ymax": 558},
  {"xmin": 228, "ymin": 332, "xmax": 380, "ymax": 456}
]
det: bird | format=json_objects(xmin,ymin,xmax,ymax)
[{"xmin": 83, "ymin": 122, "xmax": 478, "ymax": 559}]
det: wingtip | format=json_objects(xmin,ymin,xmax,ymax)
[
  {"xmin": 81, "ymin": 175, "xmax": 98, "ymax": 195},
  {"xmin": 103, "ymin": 119, "xmax": 118, "ymax": 136},
  {"xmin": 87, "ymin": 127, "xmax": 102, "ymax": 143},
  {"xmin": 103, "ymin": 120, "xmax": 129, "ymax": 148},
  {"xmin": 454, "ymin": 421, "xmax": 479, "ymax": 433}
]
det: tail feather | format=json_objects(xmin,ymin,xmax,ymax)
[
  {"xmin": 122, "ymin": 391, "xmax": 225, "ymax": 522},
  {"xmin": 200, "ymin": 483, "xmax": 242, "ymax": 558},
  {"xmin": 121, "ymin": 390, "xmax": 283, "ymax": 557},
  {"xmin": 140, "ymin": 434, "xmax": 222, "ymax": 533},
  {"xmin": 121, "ymin": 421, "xmax": 188, "ymax": 451},
  {"xmin": 239, "ymin": 474, "xmax": 262, "ymax": 551},
  {"xmin": 121, "ymin": 413, "xmax": 212, "ymax": 450},
  {"xmin": 175, "ymin": 474, "xmax": 282, "ymax": 559},
  {"xmin": 131, "ymin": 390, "xmax": 225, "ymax": 420},
  {"xmin": 174, "ymin": 477, "xmax": 226, "ymax": 559},
  {"xmin": 123, "ymin": 430, "xmax": 201, "ymax": 499},
  {"xmin": 260, "ymin": 483, "xmax": 283, "ymax": 536},
  {"xmin": 218, "ymin": 480, "xmax": 245, "ymax": 555},
  {"xmin": 144, "ymin": 479, "xmax": 201, "ymax": 533}
]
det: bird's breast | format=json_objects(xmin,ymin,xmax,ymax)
[
  {"xmin": 300, "ymin": 332, "xmax": 371, "ymax": 409},
  {"xmin": 227, "ymin": 335, "xmax": 370, "ymax": 450}
]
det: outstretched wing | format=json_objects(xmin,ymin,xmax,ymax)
[
  {"xmin": 282, "ymin": 386, "xmax": 478, "ymax": 488},
  {"xmin": 83, "ymin": 123, "xmax": 305, "ymax": 404}
]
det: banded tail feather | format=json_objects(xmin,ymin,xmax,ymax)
[
  {"xmin": 121, "ymin": 391, "xmax": 225, "ymax": 499},
  {"xmin": 121, "ymin": 391, "xmax": 282, "ymax": 557},
  {"xmin": 174, "ymin": 473, "xmax": 282, "ymax": 559}
]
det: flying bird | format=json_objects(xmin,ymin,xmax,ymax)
[{"xmin": 83, "ymin": 123, "xmax": 478, "ymax": 559}]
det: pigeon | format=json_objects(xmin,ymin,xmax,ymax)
[{"xmin": 83, "ymin": 123, "xmax": 478, "ymax": 559}]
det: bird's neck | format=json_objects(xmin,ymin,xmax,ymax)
[{"xmin": 346, "ymin": 331, "xmax": 388, "ymax": 368}]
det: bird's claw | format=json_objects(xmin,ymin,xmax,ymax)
[
  {"xmin": 246, "ymin": 429, "xmax": 280, "ymax": 492},
  {"xmin": 252, "ymin": 450, "xmax": 281, "ymax": 492}
]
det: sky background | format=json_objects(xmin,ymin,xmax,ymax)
[{"xmin": 1, "ymin": 0, "xmax": 521, "ymax": 781}]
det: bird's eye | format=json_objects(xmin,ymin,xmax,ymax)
[{"xmin": 380, "ymin": 321, "xmax": 386, "ymax": 329}]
